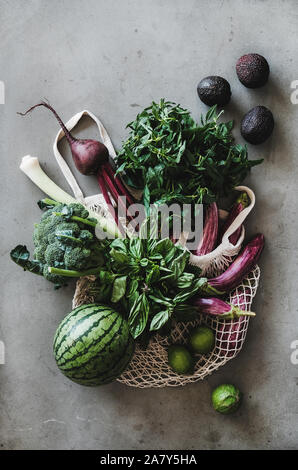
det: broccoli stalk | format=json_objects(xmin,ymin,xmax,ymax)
[
  {"xmin": 53, "ymin": 212, "xmax": 97, "ymax": 228},
  {"xmin": 48, "ymin": 266, "xmax": 102, "ymax": 277}
]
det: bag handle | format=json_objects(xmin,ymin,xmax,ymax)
[
  {"xmin": 53, "ymin": 110, "xmax": 116, "ymax": 203},
  {"xmin": 221, "ymin": 185, "xmax": 255, "ymax": 243}
]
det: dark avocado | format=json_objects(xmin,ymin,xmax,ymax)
[
  {"xmin": 241, "ymin": 106, "xmax": 274, "ymax": 145},
  {"xmin": 197, "ymin": 76, "xmax": 231, "ymax": 106},
  {"xmin": 236, "ymin": 53, "xmax": 269, "ymax": 88}
]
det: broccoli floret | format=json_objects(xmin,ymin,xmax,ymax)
[
  {"xmin": 78, "ymin": 230, "xmax": 94, "ymax": 243},
  {"xmin": 44, "ymin": 241, "xmax": 64, "ymax": 266},
  {"xmin": 35, "ymin": 213, "xmax": 64, "ymax": 244},
  {"xmin": 51, "ymin": 222, "xmax": 81, "ymax": 245},
  {"xmin": 33, "ymin": 244, "xmax": 47, "ymax": 263},
  {"xmin": 67, "ymin": 203, "xmax": 90, "ymax": 219},
  {"xmin": 64, "ymin": 246, "xmax": 91, "ymax": 270},
  {"xmin": 13, "ymin": 201, "xmax": 106, "ymax": 288}
]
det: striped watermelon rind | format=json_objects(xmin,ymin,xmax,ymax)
[{"xmin": 53, "ymin": 304, "xmax": 134, "ymax": 386}]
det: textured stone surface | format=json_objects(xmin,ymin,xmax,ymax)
[{"xmin": 0, "ymin": 0, "xmax": 297, "ymax": 450}]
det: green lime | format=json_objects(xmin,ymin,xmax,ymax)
[
  {"xmin": 211, "ymin": 384, "xmax": 242, "ymax": 414},
  {"xmin": 168, "ymin": 345, "xmax": 194, "ymax": 375},
  {"xmin": 188, "ymin": 326, "xmax": 215, "ymax": 354}
]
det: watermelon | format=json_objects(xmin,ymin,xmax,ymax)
[{"xmin": 53, "ymin": 304, "xmax": 134, "ymax": 386}]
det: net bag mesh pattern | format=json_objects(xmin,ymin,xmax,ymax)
[
  {"xmin": 73, "ymin": 197, "xmax": 261, "ymax": 387},
  {"xmin": 74, "ymin": 266, "xmax": 260, "ymax": 388}
]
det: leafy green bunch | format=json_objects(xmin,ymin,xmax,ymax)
[
  {"xmin": 116, "ymin": 99, "xmax": 263, "ymax": 209},
  {"xmin": 88, "ymin": 221, "xmax": 206, "ymax": 341}
]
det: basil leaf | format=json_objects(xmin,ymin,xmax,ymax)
[
  {"xmin": 126, "ymin": 279, "xmax": 139, "ymax": 297},
  {"xmin": 153, "ymin": 238, "xmax": 173, "ymax": 256},
  {"xmin": 129, "ymin": 237, "xmax": 143, "ymax": 258},
  {"xmin": 149, "ymin": 291, "xmax": 172, "ymax": 308},
  {"xmin": 164, "ymin": 246, "xmax": 177, "ymax": 264},
  {"xmin": 150, "ymin": 310, "xmax": 171, "ymax": 331},
  {"xmin": 145, "ymin": 265, "xmax": 160, "ymax": 284},
  {"xmin": 173, "ymin": 277, "xmax": 207, "ymax": 304},
  {"xmin": 111, "ymin": 276, "xmax": 127, "ymax": 303},
  {"xmin": 110, "ymin": 238, "xmax": 128, "ymax": 254},
  {"xmin": 168, "ymin": 249, "xmax": 189, "ymax": 281},
  {"xmin": 176, "ymin": 272, "xmax": 195, "ymax": 289},
  {"xmin": 110, "ymin": 248, "xmax": 129, "ymax": 264},
  {"xmin": 128, "ymin": 293, "xmax": 149, "ymax": 339}
]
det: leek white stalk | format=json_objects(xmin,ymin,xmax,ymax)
[{"xmin": 20, "ymin": 155, "xmax": 122, "ymax": 239}]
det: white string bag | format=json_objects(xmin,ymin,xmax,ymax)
[
  {"xmin": 183, "ymin": 185, "xmax": 256, "ymax": 277},
  {"xmin": 52, "ymin": 110, "xmax": 260, "ymax": 388}
]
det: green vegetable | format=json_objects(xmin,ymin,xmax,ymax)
[
  {"xmin": 168, "ymin": 345, "xmax": 194, "ymax": 375},
  {"xmin": 211, "ymin": 384, "xmax": 242, "ymax": 414},
  {"xmin": 88, "ymin": 223, "xmax": 206, "ymax": 340},
  {"xmin": 116, "ymin": 99, "xmax": 263, "ymax": 210},
  {"xmin": 53, "ymin": 304, "xmax": 134, "ymax": 386},
  {"xmin": 10, "ymin": 200, "xmax": 106, "ymax": 288},
  {"xmin": 188, "ymin": 326, "xmax": 215, "ymax": 354}
]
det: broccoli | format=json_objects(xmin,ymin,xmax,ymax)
[
  {"xmin": 64, "ymin": 246, "xmax": 91, "ymax": 270},
  {"xmin": 10, "ymin": 200, "xmax": 106, "ymax": 288}
]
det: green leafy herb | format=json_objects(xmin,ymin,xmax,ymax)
[
  {"xmin": 90, "ymin": 233, "xmax": 205, "ymax": 340},
  {"xmin": 116, "ymin": 99, "xmax": 263, "ymax": 209}
]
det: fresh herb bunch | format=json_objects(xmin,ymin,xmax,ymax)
[
  {"xmin": 88, "ymin": 221, "xmax": 206, "ymax": 341},
  {"xmin": 116, "ymin": 99, "xmax": 263, "ymax": 209}
]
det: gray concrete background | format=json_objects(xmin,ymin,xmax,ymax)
[{"xmin": 0, "ymin": 0, "xmax": 297, "ymax": 450}]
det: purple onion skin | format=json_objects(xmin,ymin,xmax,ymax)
[
  {"xmin": 18, "ymin": 102, "xmax": 109, "ymax": 175},
  {"xmin": 220, "ymin": 192, "xmax": 249, "ymax": 245},
  {"xmin": 204, "ymin": 233, "xmax": 264, "ymax": 295},
  {"xmin": 192, "ymin": 297, "xmax": 255, "ymax": 318},
  {"xmin": 194, "ymin": 202, "xmax": 218, "ymax": 256}
]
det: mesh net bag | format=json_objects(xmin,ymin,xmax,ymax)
[
  {"xmin": 73, "ymin": 261, "xmax": 260, "ymax": 388},
  {"xmin": 48, "ymin": 109, "xmax": 261, "ymax": 388}
]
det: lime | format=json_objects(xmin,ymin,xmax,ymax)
[
  {"xmin": 188, "ymin": 326, "xmax": 215, "ymax": 354},
  {"xmin": 168, "ymin": 345, "xmax": 194, "ymax": 375},
  {"xmin": 211, "ymin": 384, "xmax": 242, "ymax": 414}
]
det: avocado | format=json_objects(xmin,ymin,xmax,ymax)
[
  {"xmin": 236, "ymin": 53, "xmax": 269, "ymax": 88},
  {"xmin": 241, "ymin": 106, "xmax": 274, "ymax": 144},
  {"xmin": 197, "ymin": 76, "xmax": 231, "ymax": 106}
]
